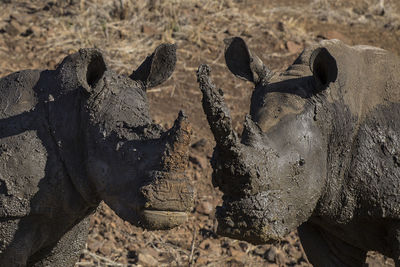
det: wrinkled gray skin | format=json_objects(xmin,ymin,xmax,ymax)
[
  {"xmin": 0, "ymin": 44, "xmax": 194, "ymax": 267},
  {"xmin": 197, "ymin": 37, "xmax": 400, "ymax": 266}
]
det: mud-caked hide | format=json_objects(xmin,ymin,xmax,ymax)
[
  {"xmin": 197, "ymin": 37, "xmax": 400, "ymax": 267},
  {"xmin": 0, "ymin": 44, "xmax": 193, "ymax": 267}
]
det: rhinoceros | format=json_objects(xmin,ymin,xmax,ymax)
[
  {"xmin": 0, "ymin": 44, "xmax": 194, "ymax": 266},
  {"xmin": 197, "ymin": 37, "xmax": 400, "ymax": 266}
]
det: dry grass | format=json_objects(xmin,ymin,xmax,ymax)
[
  {"xmin": 0, "ymin": 0, "xmax": 397, "ymax": 73},
  {"xmin": 1, "ymin": 0, "xmax": 399, "ymax": 78}
]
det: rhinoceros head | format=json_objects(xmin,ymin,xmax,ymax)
[
  {"xmin": 55, "ymin": 44, "xmax": 193, "ymax": 229},
  {"xmin": 197, "ymin": 37, "xmax": 339, "ymax": 244}
]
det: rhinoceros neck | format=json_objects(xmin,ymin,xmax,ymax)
[
  {"xmin": 311, "ymin": 45, "xmax": 400, "ymax": 222},
  {"xmin": 45, "ymin": 81, "xmax": 101, "ymax": 207},
  {"xmin": 310, "ymin": 95, "xmax": 363, "ymax": 223}
]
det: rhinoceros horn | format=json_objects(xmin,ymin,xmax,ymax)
[
  {"xmin": 197, "ymin": 64, "xmax": 271, "ymax": 197},
  {"xmin": 242, "ymin": 114, "xmax": 263, "ymax": 146},
  {"xmin": 197, "ymin": 64, "xmax": 241, "ymax": 154},
  {"xmin": 139, "ymin": 111, "xmax": 193, "ymax": 229},
  {"xmin": 197, "ymin": 64, "xmax": 263, "ymax": 149},
  {"xmin": 160, "ymin": 110, "xmax": 192, "ymax": 172}
]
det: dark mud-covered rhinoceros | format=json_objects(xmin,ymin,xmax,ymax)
[
  {"xmin": 0, "ymin": 44, "xmax": 194, "ymax": 266},
  {"xmin": 197, "ymin": 37, "xmax": 400, "ymax": 266}
]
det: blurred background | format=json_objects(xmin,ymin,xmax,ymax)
[{"xmin": 0, "ymin": 0, "xmax": 399, "ymax": 266}]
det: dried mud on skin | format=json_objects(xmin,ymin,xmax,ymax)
[{"xmin": 1, "ymin": 0, "xmax": 400, "ymax": 266}]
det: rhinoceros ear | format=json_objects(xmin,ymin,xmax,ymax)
[
  {"xmin": 57, "ymin": 49, "xmax": 107, "ymax": 95},
  {"xmin": 224, "ymin": 37, "xmax": 270, "ymax": 84},
  {"xmin": 309, "ymin": 47, "xmax": 338, "ymax": 92},
  {"xmin": 77, "ymin": 49, "xmax": 107, "ymax": 94},
  {"xmin": 129, "ymin": 43, "xmax": 176, "ymax": 89}
]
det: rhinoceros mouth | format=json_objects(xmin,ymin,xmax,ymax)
[
  {"xmin": 138, "ymin": 170, "xmax": 194, "ymax": 230},
  {"xmin": 215, "ymin": 193, "xmax": 286, "ymax": 245},
  {"xmin": 140, "ymin": 209, "xmax": 189, "ymax": 230}
]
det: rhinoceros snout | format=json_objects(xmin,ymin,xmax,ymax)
[
  {"xmin": 138, "ymin": 112, "xmax": 194, "ymax": 229},
  {"xmin": 215, "ymin": 193, "xmax": 287, "ymax": 245},
  {"xmin": 139, "ymin": 171, "xmax": 194, "ymax": 229}
]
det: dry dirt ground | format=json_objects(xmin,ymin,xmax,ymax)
[{"xmin": 1, "ymin": 0, "xmax": 400, "ymax": 266}]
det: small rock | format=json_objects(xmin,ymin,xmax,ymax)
[
  {"xmin": 92, "ymin": 216, "xmax": 101, "ymax": 225},
  {"xmin": 127, "ymin": 243, "xmax": 139, "ymax": 252},
  {"xmin": 230, "ymin": 247, "xmax": 246, "ymax": 259},
  {"xmin": 137, "ymin": 251, "xmax": 158, "ymax": 266},
  {"xmin": 21, "ymin": 28, "xmax": 33, "ymax": 37},
  {"xmin": 189, "ymin": 154, "xmax": 208, "ymax": 169},
  {"xmin": 366, "ymin": 251, "xmax": 395, "ymax": 267},
  {"xmin": 371, "ymin": 3, "xmax": 385, "ymax": 16},
  {"xmin": 196, "ymin": 200, "xmax": 214, "ymax": 215},
  {"xmin": 199, "ymin": 239, "xmax": 221, "ymax": 254},
  {"xmin": 141, "ymin": 25, "xmax": 156, "ymax": 35},
  {"xmin": 104, "ymin": 232, "xmax": 115, "ymax": 242},
  {"xmin": 252, "ymin": 245, "xmax": 267, "ymax": 256},
  {"xmin": 126, "ymin": 250, "xmax": 137, "ymax": 260},
  {"xmin": 286, "ymin": 41, "xmax": 302, "ymax": 54},
  {"xmin": 352, "ymin": 5, "xmax": 368, "ymax": 15},
  {"xmin": 238, "ymin": 242, "xmax": 248, "ymax": 252},
  {"xmin": 87, "ymin": 240, "xmax": 103, "ymax": 252},
  {"xmin": 168, "ymin": 238, "xmax": 191, "ymax": 250},
  {"xmin": 199, "ymin": 240, "xmax": 211, "ymax": 250},
  {"xmin": 287, "ymin": 245, "xmax": 303, "ymax": 260},
  {"xmin": 27, "ymin": 52, "xmax": 35, "ymax": 60},
  {"xmin": 10, "ymin": 13, "xmax": 29, "ymax": 25},
  {"xmin": 275, "ymin": 250, "xmax": 287, "ymax": 265},
  {"xmin": 14, "ymin": 46, "xmax": 22, "ymax": 53},
  {"xmin": 191, "ymin": 138, "xmax": 207, "ymax": 151},
  {"xmin": 30, "ymin": 25, "xmax": 42, "ymax": 36},
  {"xmin": 276, "ymin": 21, "xmax": 285, "ymax": 32},
  {"xmin": 196, "ymin": 256, "xmax": 209, "ymax": 266},
  {"xmin": 241, "ymin": 29, "xmax": 252, "ymax": 38},
  {"xmin": 98, "ymin": 241, "xmax": 114, "ymax": 255},
  {"xmin": 226, "ymin": 259, "xmax": 245, "ymax": 267},
  {"xmin": 265, "ymin": 247, "xmax": 276, "ymax": 262},
  {"xmin": 4, "ymin": 20, "xmax": 24, "ymax": 36}
]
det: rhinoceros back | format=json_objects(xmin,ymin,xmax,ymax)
[
  {"xmin": 0, "ymin": 69, "xmax": 91, "ymax": 258},
  {"xmin": 0, "ymin": 70, "xmax": 47, "ymax": 219}
]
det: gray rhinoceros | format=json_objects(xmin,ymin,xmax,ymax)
[
  {"xmin": 197, "ymin": 37, "xmax": 400, "ymax": 266},
  {"xmin": 0, "ymin": 44, "xmax": 194, "ymax": 266}
]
